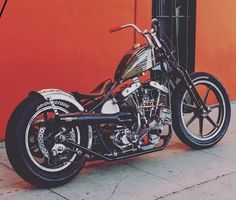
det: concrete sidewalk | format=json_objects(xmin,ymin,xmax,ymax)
[{"xmin": 0, "ymin": 103, "xmax": 235, "ymax": 200}]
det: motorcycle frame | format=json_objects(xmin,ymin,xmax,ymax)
[{"xmin": 31, "ymin": 19, "xmax": 209, "ymax": 161}]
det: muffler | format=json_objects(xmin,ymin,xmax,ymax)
[{"xmin": 55, "ymin": 112, "xmax": 134, "ymax": 125}]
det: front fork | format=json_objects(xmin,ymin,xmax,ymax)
[
  {"xmin": 179, "ymin": 69, "xmax": 208, "ymax": 111},
  {"xmin": 167, "ymin": 54, "xmax": 208, "ymax": 112},
  {"xmin": 156, "ymin": 41, "xmax": 207, "ymax": 111}
]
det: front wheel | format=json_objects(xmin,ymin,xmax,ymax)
[
  {"xmin": 6, "ymin": 96, "xmax": 88, "ymax": 187},
  {"xmin": 172, "ymin": 72, "xmax": 231, "ymax": 149}
]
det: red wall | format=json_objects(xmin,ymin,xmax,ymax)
[
  {"xmin": 195, "ymin": 0, "xmax": 236, "ymax": 100},
  {"xmin": 0, "ymin": 1, "xmax": 151, "ymax": 140}
]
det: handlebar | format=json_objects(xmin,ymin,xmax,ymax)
[
  {"xmin": 110, "ymin": 26, "xmax": 123, "ymax": 33},
  {"xmin": 110, "ymin": 24, "xmax": 143, "ymax": 34},
  {"xmin": 110, "ymin": 19, "xmax": 162, "ymax": 48},
  {"xmin": 151, "ymin": 18, "xmax": 159, "ymax": 32},
  {"xmin": 110, "ymin": 18, "xmax": 159, "ymax": 35}
]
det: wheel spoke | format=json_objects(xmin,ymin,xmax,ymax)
[
  {"xmin": 31, "ymin": 126, "xmax": 39, "ymax": 134},
  {"xmin": 183, "ymin": 98, "xmax": 189, "ymax": 104},
  {"xmin": 42, "ymin": 157, "xmax": 50, "ymax": 167},
  {"xmin": 206, "ymin": 115, "xmax": 218, "ymax": 128},
  {"xmin": 186, "ymin": 114, "xmax": 197, "ymax": 127},
  {"xmin": 43, "ymin": 112, "xmax": 48, "ymax": 120},
  {"xmin": 209, "ymin": 104, "xmax": 221, "ymax": 110},
  {"xmin": 199, "ymin": 117, "xmax": 204, "ymax": 137},
  {"xmin": 30, "ymin": 144, "xmax": 39, "ymax": 151},
  {"xmin": 183, "ymin": 103, "xmax": 198, "ymax": 113},
  {"xmin": 203, "ymin": 88, "xmax": 211, "ymax": 103}
]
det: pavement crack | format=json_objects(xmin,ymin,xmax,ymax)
[
  {"xmin": 126, "ymin": 164, "xmax": 185, "ymax": 187},
  {"xmin": 107, "ymin": 175, "xmax": 128, "ymax": 200},
  {"xmin": 49, "ymin": 189, "xmax": 70, "ymax": 200},
  {"xmin": 155, "ymin": 170, "xmax": 236, "ymax": 199},
  {"xmin": 201, "ymin": 150, "xmax": 236, "ymax": 163},
  {"xmin": 0, "ymin": 162, "xmax": 13, "ymax": 171}
]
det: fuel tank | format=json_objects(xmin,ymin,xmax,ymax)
[{"xmin": 114, "ymin": 44, "xmax": 154, "ymax": 82}]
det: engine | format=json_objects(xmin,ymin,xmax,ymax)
[{"xmin": 100, "ymin": 80, "xmax": 172, "ymax": 153}]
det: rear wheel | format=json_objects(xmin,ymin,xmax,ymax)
[
  {"xmin": 6, "ymin": 97, "xmax": 88, "ymax": 187},
  {"xmin": 172, "ymin": 72, "xmax": 231, "ymax": 149}
]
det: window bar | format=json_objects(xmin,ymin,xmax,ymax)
[
  {"xmin": 170, "ymin": 0, "xmax": 174, "ymax": 52},
  {"xmin": 185, "ymin": 0, "xmax": 189, "ymax": 69},
  {"xmin": 174, "ymin": 0, "xmax": 180, "ymax": 63}
]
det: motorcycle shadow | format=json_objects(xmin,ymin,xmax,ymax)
[{"xmin": 81, "ymin": 138, "xmax": 191, "ymax": 176}]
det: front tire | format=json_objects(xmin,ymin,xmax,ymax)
[
  {"xmin": 6, "ymin": 96, "xmax": 88, "ymax": 187},
  {"xmin": 172, "ymin": 72, "xmax": 231, "ymax": 149}
]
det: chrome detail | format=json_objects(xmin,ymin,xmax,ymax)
[
  {"xmin": 133, "ymin": 43, "xmax": 141, "ymax": 49},
  {"xmin": 120, "ymin": 46, "xmax": 155, "ymax": 81},
  {"xmin": 37, "ymin": 127, "xmax": 49, "ymax": 158},
  {"xmin": 38, "ymin": 89, "xmax": 84, "ymax": 111},
  {"xmin": 120, "ymin": 23, "xmax": 143, "ymax": 34},
  {"xmin": 136, "ymin": 113, "xmax": 141, "ymax": 135},
  {"xmin": 121, "ymin": 82, "xmax": 141, "ymax": 97},
  {"xmin": 37, "ymin": 89, "xmax": 92, "ymax": 151},
  {"xmin": 180, "ymin": 80, "xmax": 226, "ymax": 141},
  {"xmin": 85, "ymin": 154, "xmax": 90, "ymax": 159},
  {"xmin": 144, "ymin": 32, "xmax": 155, "ymax": 48},
  {"xmin": 87, "ymin": 125, "xmax": 93, "ymax": 150},
  {"xmin": 25, "ymin": 106, "xmax": 79, "ymax": 172},
  {"xmin": 113, "ymin": 127, "xmax": 133, "ymax": 150},
  {"xmin": 151, "ymin": 32, "xmax": 162, "ymax": 48},
  {"xmin": 132, "ymin": 76, "xmax": 139, "ymax": 83},
  {"xmin": 131, "ymin": 48, "xmax": 152, "ymax": 71},
  {"xmin": 149, "ymin": 81, "xmax": 169, "ymax": 93},
  {"xmin": 159, "ymin": 108, "xmax": 172, "ymax": 125},
  {"xmin": 52, "ymin": 144, "xmax": 66, "ymax": 156},
  {"xmin": 149, "ymin": 133, "xmax": 160, "ymax": 145},
  {"xmin": 101, "ymin": 99, "xmax": 120, "ymax": 114},
  {"xmin": 149, "ymin": 119, "xmax": 159, "ymax": 130},
  {"xmin": 49, "ymin": 98, "xmax": 59, "ymax": 115}
]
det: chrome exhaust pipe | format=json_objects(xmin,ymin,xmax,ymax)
[{"xmin": 55, "ymin": 112, "xmax": 134, "ymax": 125}]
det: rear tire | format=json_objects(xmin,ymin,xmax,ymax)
[
  {"xmin": 6, "ymin": 96, "xmax": 88, "ymax": 187},
  {"xmin": 172, "ymin": 72, "xmax": 231, "ymax": 149}
]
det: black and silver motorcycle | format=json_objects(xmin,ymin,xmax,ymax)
[{"xmin": 6, "ymin": 19, "xmax": 231, "ymax": 187}]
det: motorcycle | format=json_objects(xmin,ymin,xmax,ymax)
[{"xmin": 5, "ymin": 19, "xmax": 231, "ymax": 187}]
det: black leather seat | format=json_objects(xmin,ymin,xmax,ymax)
[{"xmin": 72, "ymin": 79, "xmax": 113, "ymax": 100}]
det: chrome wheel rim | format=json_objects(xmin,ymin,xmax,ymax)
[
  {"xmin": 180, "ymin": 80, "xmax": 226, "ymax": 141},
  {"xmin": 25, "ymin": 106, "xmax": 80, "ymax": 172}
]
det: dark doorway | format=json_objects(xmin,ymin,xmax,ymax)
[{"xmin": 152, "ymin": 0, "xmax": 196, "ymax": 72}]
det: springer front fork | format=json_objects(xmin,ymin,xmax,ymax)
[
  {"xmin": 169, "ymin": 57, "xmax": 208, "ymax": 112},
  {"xmin": 181, "ymin": 70, "xmax": 208, "ymax": 110},
  {"xmin": 155, "ymin": 38, "xmax": 208, "ymax": 112}
]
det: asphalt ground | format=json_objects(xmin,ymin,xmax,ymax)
[{"xmin": 0, "ymin": 102, "xmax": 235, "ymax": 200}]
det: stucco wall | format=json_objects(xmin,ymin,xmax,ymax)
[
  {"xmin": 195, "ymin": 0, "xmax": 236, "ymax": 100},
  {"xmin": 0, "ymin": 0, "xmax": 151, "ymax": 140}
]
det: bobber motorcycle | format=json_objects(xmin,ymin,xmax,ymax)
[{"xmin": 5, "ymin": 19, "xmax": 231, "ymax": 187}]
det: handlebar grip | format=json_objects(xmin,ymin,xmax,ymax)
[
  {"xmin": 110, "ymin": 26, "xmax": 123, "ymax": 33},
  {"xmin": 151, "ymin": 18, "xmax": 160, "ymax": 32}
]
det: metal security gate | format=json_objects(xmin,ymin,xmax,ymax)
[{"xmin": 152, "ymin": 0, "xmax": 196, "ymax": 72}]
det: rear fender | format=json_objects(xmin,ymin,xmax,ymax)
[
  {"xmin": 28, "ymin": 89, "xmax": 93, "ymax": 149},
  {"xmin": 29, "ymin": 89, "xmax": 84, "ymax": 111}
]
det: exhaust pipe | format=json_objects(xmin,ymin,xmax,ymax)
[{"xmin": 55, "ymin": 112, "xmax": 134, "ymax": 125}]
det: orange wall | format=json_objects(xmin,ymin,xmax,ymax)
[
  {"xmin": 0, "ymin": 0, "xmax": 151, "ymax": 140},
  {"xmin": 196, "ymin": 0, "xmax": 236, "ymax": 100}
]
